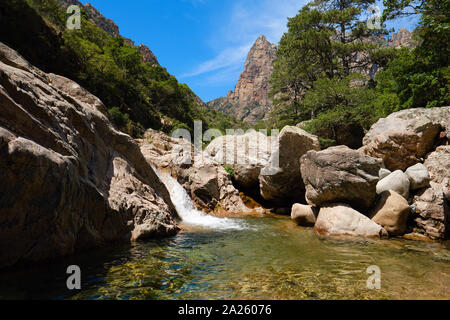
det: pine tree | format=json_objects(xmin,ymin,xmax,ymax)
[{"xmin": 269, "ymin": 0, "xmax": 387, "ymax": 124}]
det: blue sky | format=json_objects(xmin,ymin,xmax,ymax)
[{"xmin": 81, "ymin": 0, "xmax": 420, "ymax": 102}]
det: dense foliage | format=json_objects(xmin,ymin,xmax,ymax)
[
  {"xmin": 379, "ymin": 0, "xmax": 449, "ymax": 109},
  {"xmin": 267, "ymin": 0, "xmax": 449, "ymax": 145},
  {"xmin": 0, "ymin": 0, "xmax": 243, "ymax": 137}
]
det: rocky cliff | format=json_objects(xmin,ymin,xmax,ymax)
[
  {"xmin": 207, "ymin": 35, "xmax": 276, "ymax": 123},
  {"xmin": 388, "ymin": 28, "xmax": 416, "ymax": 49},
  {"xmin": 208, "ymin": 30, "xmax": 414, "ymax": 124},
  {"xmin": 0, "ymin": 42, "xmax": 179, "ymax": 268},
  {"xmin": 57, "ymin": 0, "xmax": 159, "ymax": 65}
]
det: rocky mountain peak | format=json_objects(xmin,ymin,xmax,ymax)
[
  {"xmin": 208, "ymin": 29, "xmax": 415, "ymax": 124},
  {"xmin": 388, "ymin": 28, "xmax": 415, "ymax": 49},
  {"xmin": 83, "ymin": 2, "xmax": 120, "ymax": 36},
  {"xmin": 138, "ymin": 44, "xmax": 159, "ymax": 66},
  {"xmin": 208, "ymin": 35, "xmax": 277, "ymax": 123}
]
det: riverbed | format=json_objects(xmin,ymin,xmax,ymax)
[{"xmin": 0, "ymin": 214, "xmax": 449, "ymax": 300}]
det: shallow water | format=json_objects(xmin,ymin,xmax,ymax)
[
  {"xmin": 0, "ymin": 215, "xmax": 449, "ymax": 300},
  {"xmin": 1, "ymin": 171, "xmax": 449, "ymax": 300}
]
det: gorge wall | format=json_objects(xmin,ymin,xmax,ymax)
[{"xmin": 0, "ymin": 42, "xmax": 179, "ymax": 268}]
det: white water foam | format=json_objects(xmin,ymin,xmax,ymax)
[{"xmin": 154, "ymin": 167, "xmax": 252, "ymax": 231}]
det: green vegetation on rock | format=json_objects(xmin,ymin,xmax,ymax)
[{"xmin": 0, "ymin": 0, "xmax": 243, "ymax": 137}]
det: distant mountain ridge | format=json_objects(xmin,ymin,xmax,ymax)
[
  {"xmin": 57, "ymin": 0, "xmax": 159, "ymax": 65},
  {"xmin": 208, "ymin": 29, "xmax": 415, "ymax": 124}
]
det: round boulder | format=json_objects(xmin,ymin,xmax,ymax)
[
  {"xmin": 314, "ymin": 204, "xmax": 388, "ymax": 238},
  {"xmin": 370, "ymin": 190, "xmax": 411, "ymax": 236},
  {"xmin": 405, "ymin": 163, "xmax": 430, "ymax": 190},
  {"xmin": 291, "ymin": 204, "xmax": 318, "ymax": 227},
  {"xmin": 379, "ymin": 168, "xmax": 392, "ymax": 180},
  {"xmin": 376, "ymin": 170, "xmax": 411, "ymax": 200},
  {"xmin": 300, "ymin": 146, "xmax": 383, "ymax": 210}
]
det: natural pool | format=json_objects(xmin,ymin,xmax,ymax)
[{"xmin": 1, "ymin": 215, "xmax": 449, "ymax": 300}]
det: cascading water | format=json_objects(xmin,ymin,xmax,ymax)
[{"xmin": 154, "ymin": 167, "xmax": 252, "ymax": 231}]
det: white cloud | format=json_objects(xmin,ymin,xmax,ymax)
[
  {"xmin": 226, "ymin": 0, "xmax": 305, "ymax": 45},
  {"xmin": 181, "ymin": 0, "xmax": 307, "ymax": 81},
  {"xmin": 181, "ymin": 43, "xmax": 252, "ymax": 78}
]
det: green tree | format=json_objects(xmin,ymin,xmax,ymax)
[
  {"xmin": 269, "ymin": 0, "xmax": 387, "ymax": 126},
  {"xmin": 379, "ymin": 0, "xmax": 449, "ymax": 109}
]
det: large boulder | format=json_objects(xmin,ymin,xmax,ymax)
[
  {"xmin": 413, "ymin": 146, "xmax": 450, "ymax": 239},
  {"xmin": 259, "ymin": 126, "xmax": 320, "ymax": 203},
  {"xmin": 370, "ymin": 191, "xmax": 410, "ymax": 236},
  {"xmin": 300, "ymin": 146, "xmax": 383, "ymax": 210},
  {"xmin": 139, "ymin": 130, "xmax": 250, "ymax": 214},
  {"xmin": 0, "ymin": 43, "xmax": 179, "ymax": 268},
  {"xmin": 405, "ymin": 163, "xmax": 430, "ymax": 190},
  {"xmin": 291, "ymin": 204, "xmax": 318, "ymax": 227},
  {"xmin": 203, "ymin": 131, "xmax": 274, "ymax": 188},
  {"xmin": 362, "ymin": 107, "xmax": 449, "ymax": 171},
  {"xmin": 376, "ymin": 170, "xmax": 411, "ymax": 200},
  {"xmin": 314, "ymin": 204, "xmax": 388, "ymax": 238},
  {"xmin": 183, "ymin": 159, "xmax": 251, "ymax": 214}
]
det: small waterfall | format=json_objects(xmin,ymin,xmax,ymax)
[{"xmin": 154, "ymin": 167, "xmax": 251, "ymax": 231}]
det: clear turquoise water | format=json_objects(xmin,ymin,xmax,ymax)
[{"xmin": 1, "ymin": 215, "xmax": 449, "ymax": 300}]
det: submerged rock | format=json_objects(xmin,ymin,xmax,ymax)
[
  {"xmin": 314, "ymin": 204, "xmax": 388, "ymax": 238},
  {"xmin": 0, "ymin": 43, "xmax": 179, "ymax": 268},
  {"xmin": 259, "ymin": 126, "xmax": 320, "ymax": 203},
  {"xmin": 300, "ymin": 146, "xmax": 382, "ymax": 210}
]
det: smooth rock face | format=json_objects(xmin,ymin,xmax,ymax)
[
  {"xmin": 376, "ymin": 170, "xmax": 411, "ymax": 199},
  {"xmin": 291, "ymin": 204, "xmax": 318, "ymax": 227},
  {"xmin": 260, "ymin": 126, "xmax": 321, "ymax": 203},
  {"xmin": 405, "ymin": 163, "xmax": 430, "ymax": 190},
  {"xmin": 379, "ymin": 168, "xmax": 392, "ymax": 180},
  {"xmin": 362, "ymin": 107, "xmax": 449, "ymax": 171},
  {"xmin": 300, "ymin": 146, "xmax": 383, "ymax": 210},
  {"xmin": 0, "ymin": 43, "xmax": 179, "ymax": 268},
  {"xmin": 413, "ymin": 146, "xmax": 450, "ymax": 239},
  {"xmin": 139, "ymin": 130, "xmax": 250, "ymax": 214},
  {"xmin": 203, "ymin": 131, "xmax": 275, "ymax": 188},
  {"xmin": 314, "ymin": 204, "xmax": 388, "ymax": 238},
  {"xmin": 370, "ymin": 191, "xmax": 410, "ymax": 236}
]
